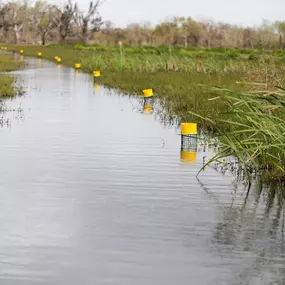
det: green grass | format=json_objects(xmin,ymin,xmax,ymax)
[
  {"xmin": 5, "ymin": 44, "xmax": 285, "ymax": 182},
  {"xmin": 6, "ymin": 44, "xmax": 283, "ymax": 74},
  {"xmin": 5, "ymin": 44, "xmax": 280, "ymax": 121},
  {"xmin": 0, "ymin": 53, "xmax": 23, "ymax": 97},
  {"xmin": 192, "ymin": 87, "xmax": 285, "ymax": 183},
  {"xmin": 5, "ymin": 44, "xmax": 245, "ymax": 122}
]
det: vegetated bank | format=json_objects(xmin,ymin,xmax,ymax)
[
  {"xmin": 6, "ymin": 44, "xmax": 285, "ymax": 183},
  {"xmin": 0, "ymin": 53, "xmax": 23, "ymax": 97},
  {"xmin": 5, "ymin": 44, "xmax": 283, "ymax": 120}
]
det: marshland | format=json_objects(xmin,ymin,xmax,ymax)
[{"xmin": 1, "ymin": 0, "xmax": 285, "ymax": 284}]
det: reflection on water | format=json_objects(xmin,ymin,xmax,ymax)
[
  {"xmin": 143, "ymin": 98, "xmax": 153, "ymax": 115},
  {"xmin": 210, "ymin": 182, "xmax": 285, "ymax": 285},
  {"xmin": 0, "ymin": 57, "xmax": 284, "ymax": 285}
]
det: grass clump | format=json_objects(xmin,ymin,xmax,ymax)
[
  {"xmin": 194, "ymin": 87, "xmax": 285, "ymax": 183},
  {"xmin": 0, "ymin": 54, "xmax": 23, "ymax": 97},
  {"xmin": 0, "ymin": 74, "xmax": 20, "ymax": 97}
]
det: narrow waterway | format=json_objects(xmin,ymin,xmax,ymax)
[{"xmin": 0, "ymin": 57, "xmax": 284, "ymax": 285}]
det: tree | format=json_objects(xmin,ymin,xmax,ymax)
[
  {"xmin": 75, "ymin": 0, "xmax": 102, "ymax": 44},
  {"xmin": 0, "ymin": 1, "xmax": 26, "ymax": 43},
  {"xmin": 53, "ymin": 0, "xmax": 77, "ymax": 43},
  {"xmin": 182, "ymin": 17, "xmax": 201, "ymax": 47},
  {"xmin": 32, "ymin": 1, "xmax": 56, "ymax": 45},
  {"xmin": 275, "ymin": 21, "xmax": 285, "ymax": 49},
  {"xmin": 0, "ymin": 4, "xmax": 12, "ymax": 41}
]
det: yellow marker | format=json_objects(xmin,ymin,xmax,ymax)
[
  {"xmin": 143, "ymin": 105, "xmax": 153, "ymax": 114},
  {"xmin": 37, "ymin": 52, "xmax": 42, "ymax": 57},
  {"xmin": 20, "ymin": 49, "xmax": 24, "ymax": 54},
  {"xmin": 180, "ymin": 151, "xmax": 197, "ymax": 162},
  {"xmin": 181, "ymin": 123, "xmax": 197, "ymax": 135},
  {"xmin": 56, "ymin": 57, "xmax": 62, "ymax": 63},
  {"xmin": 75, "ymin": 63, "xmax": 81, "ymax": 69},
  {"xmin": 143, "ymin": 89, "xmax": 153, "ymax": 98},
  {"xmin": 54, "ymin": 56, "xmax": 59, "ymax": 61},
  {"xmin": 93, "ymin": 71, "xmax": 101, "ymax": 77}
]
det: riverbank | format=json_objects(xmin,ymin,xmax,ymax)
[
  {"xmin": 4, "ymin": 45, "xmax": 273, "ymax": 121},
  {"xmin": 0, "ymin": 53, "xmax": 23, "ymax": 97},
  {"xmin": 5, "ymin": 44, "xmax": 285, "ymax": 183}
]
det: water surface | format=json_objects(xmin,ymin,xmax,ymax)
[{"xmin": 0, "ymin": 58, "xmax": 284, "ymax": 285}]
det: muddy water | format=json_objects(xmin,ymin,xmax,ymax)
[{"xmin": 0, "ymin": 58, "xmax": 284, "ymax": 285}]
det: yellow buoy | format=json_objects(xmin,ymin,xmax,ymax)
[
  {"xmin": 143, "ymin": 89, "xmax": 153, "ymax": 98},
  {"xmin": 180, "ymin": 151, "xmax": 197, "ymax": 162},
  {"xmin": 56, "ymin": 57, "xmax": 62, "ymax": 63},
  {"xmin": 181, "ymin": 123, "xmax": 197, "ymax": 135},
  {"xmin": 75, "ymin": 63, "xmax": 81, "ymax": 69},
  {"xmin": 37, "ymin": 52, "xmax": 42, "ymax": 57},
  {"xmin": 93, "ymin": 71, "xmax": 101, "ymax": 77},
  {"xmin": 20, "ymin": 49, "xmax": 24, "ymax": 54},
  {"xmin": 54, "ymin": 56, "xmax": 59, "ymax": 61}
]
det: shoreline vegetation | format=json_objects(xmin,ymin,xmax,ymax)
[
  {"xmin": 0, "ymin": 53, "xmax": 23, "ymax": 97},
  {"xmin": 3, "ymin": 44, "xmax": 285, "ymax": 183}
]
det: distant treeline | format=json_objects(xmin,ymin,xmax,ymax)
[{"xmin": 1, "ymin": 0, "xmax": 285, "ymax": 49}]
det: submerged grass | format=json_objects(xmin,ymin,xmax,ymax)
[{"xmin": 0, "ymin": 53, "xmax": 23, "ymax": 97}]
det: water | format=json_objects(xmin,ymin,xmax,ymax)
[{"xmin": 0, "ymin": 58, "xmax": 284, "ymax": 285}]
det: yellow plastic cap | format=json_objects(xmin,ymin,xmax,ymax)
[
  {"xmin": 180, "ymin": 151, "xmax": 197, "ymax": 162},
  {"xmin": 37, "ymin": 52, "xmax": 42, "ymax": 57},
  {"xmin": 75, "ymin": 63, "xmax": 81, "ymax": 69},
  {"xmin": 20, "ymin": 50, "xmax": 24, "ymax": 54},
  {"xmin": 93, "ymin": 71, "xmax": 101, "ymax": 77},
  {"xmin": 57, "ymin": 58, "xmax": 62, "ymax": 63},
  {"xmin": 181, "ymin": 123, "xmax": 197, "ymax": 135},
  {"xmin": 143, "ymin": 89, "xmax": 153, "ymax": 97}
]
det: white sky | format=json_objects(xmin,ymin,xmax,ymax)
[{"xmin": 58, "ymin": 0, "xmax": 285, "ymax": 27}]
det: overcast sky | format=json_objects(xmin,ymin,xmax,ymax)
[{"xmin": 58, "ymin": 0, "xmax": 285, "ymax": 27}]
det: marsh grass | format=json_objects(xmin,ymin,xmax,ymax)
[
  {"xmin": 4, "ymin": 44, "xmax": 285, "ymax": 181},
  {"xmin": 0, "ymin": 54, "xmax": 23, "ymax": 97},
  {"xmin": 6, "ymin": 44, "xmax": 283, "ymax": 75},
  {"xmin": 191, "ymin": 87, "xmax": 285, "ymax": 183}
]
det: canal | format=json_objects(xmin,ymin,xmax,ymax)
[{"xmin": 0, "ymin": 57, "xmax": 284, "ymax": 285}]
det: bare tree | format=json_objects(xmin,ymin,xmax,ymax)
[
  {"xmin": 0, "ymin": 2, "xmax": 25, "ymax": 43},
  {"xmin": 53, "ymin": 0, "xmax": 76, "ymax": 43},
  {"xmin": 31, "ymin": 1, "xmax": 57, "ymax": 45},
  {"xmin": 0, "ymin": 4, "xmax": 12, "ymax": 41},
  {"xmin": 75, "ymin": 0, "xmax": 103, "ymax": 44}
]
